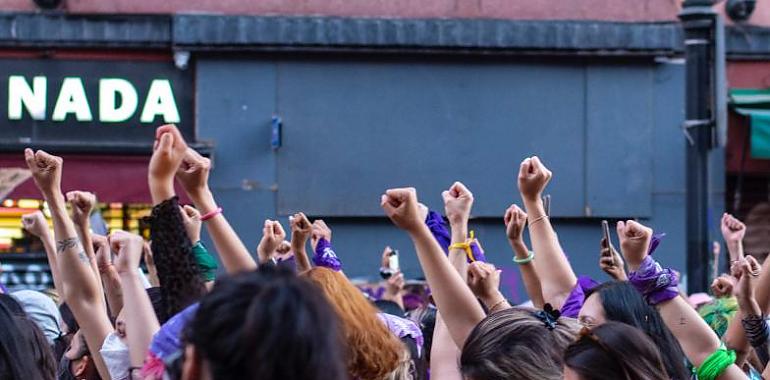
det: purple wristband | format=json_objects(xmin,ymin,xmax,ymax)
[
  {"xmin": 469, "ymin": 240, "xmax": 486, "ymax": 263},
  {"xmin": 425, "ymin": 211, "xmax": 451, "ymax": 253},
  {"xmin": 628, "ymin": 255, "xmax": 679, "ymax": 305},
  {"xmin": 313, "ymin": 238, "xmax": 342, "ymax": 272}
]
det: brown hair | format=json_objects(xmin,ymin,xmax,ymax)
[
  {"xmin": 304, "ymin": 268, "xmax": 402, "ymax": 380},
  {"xmin": 564, "ymin": 321, "xmax": 669, "ymax": 380},
  {"xmin": 460, "ymin": 307, "xmax": 579, "ymax": 380}
]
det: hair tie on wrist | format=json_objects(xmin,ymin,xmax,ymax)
[
  {"xmin": 696, "ymin": 345, "xmax": 736, "ymax": 380},
  {"xmin": 200, "ymin": 207, "xmax": 223, "ymax": 222},
  {"xmin": 513, "ymin": 251, "xmax": 535, "ymax": 265}
]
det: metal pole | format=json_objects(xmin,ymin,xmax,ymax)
[{"xmin": 679, "ymin": 0, "xmax": 717, "ymax": 293}]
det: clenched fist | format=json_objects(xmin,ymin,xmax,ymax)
[
  {"xmin": 149, "ymin": 124, "xmax": 188, "ymax": 182},
  {"xmin": 467, "ymin": 261, "xmax": 501, "ymax": 302},
  {"xmin": 290, "ymin": 212, "xmax": 312, "ymax": 248},
  {"xmin": 720, "ymin": 213, "xmax": 746, "ymax": 246},
  {"xmin": 518, "ymin": 156, "xmax": 552, "ymax": 202},
  {"xmin": 381, "ymin": 188, "xmax": 423, "ymax": 233},
  {"xmin": 21, "ymin": 211, "xmax": 49, "ymax": 238},
  {"xmin": 310, "ymin": 219, "xmax": 332, "ymax": 252},
  {"xmin": 66, "ymin": 191, "xmax": 96, "ymax": 228},
  {"xmin": 616, "ymin": 220, "xmax": 653, "ymax": 272},
  {"xmin": 24, "ymin": 149, "xmax": 63, "ymax": 196},
  {"xmin": 442, "ymin": 182, "xmax": 474, "ymax": 226},
  {"xmin": 504, "ymin": 204, "xmax": 527, "ymax": 243},
  {"xmin": 109, "ymin": 230, "xmax": 145, "ymax": 275},
  {"xmin": 176, "ymin": 148, "xmax": 211, "ymax": 197},
  {"xmin": 179, "ymin": 205, "xmax": 202, "ymax": 243},
  {"xmin": 257, "ymin": 220, "xmax": 286, "ymax": 262}
]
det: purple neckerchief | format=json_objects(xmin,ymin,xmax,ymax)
[
  {"xmin": 377, "ymin": 312, "xmax": 424, "ymax": 357},
  {"xmin": 313, "ymin": 238, "xmax": 342, "ymax": 272},
  {"xmin": 561, "ymin": 276, "xmax": 600, "ymax": 318},
  {"xmin": 403, "ymin": 293, "xmax": 425, "ymax": 311},
  {"xmin": 648, "ymin": 233, "xmax": 666, "ymax": 255},
  {"xmin": 150, "ymin": 303, "xmax": 199, "ymax": 360},
  {"xmin": 629, "ymin": 255, "xmax": 679, "ymax": 305},
  {"xmin": 276, "ymin": 254, "xmax": 297, "ymax": 272},
  {"xmin": 425, "ymin": 211, "xmax": 451, "ymax": 253}
]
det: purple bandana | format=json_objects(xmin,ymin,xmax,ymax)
[
  {"xmin": 648, "ymin": 233, "xmax": 666, "ymax": 255},
  {"xmin": 149, "ymin": 303, "xmax": 199, "ymax": 360},
  {"xmin": 377, "ymin": 312, "xmax": 424, "ymax": 357},
  {"xmin": 469, "ymin": 239, "xmax": 486, "ymax": 263},
  {"xmin": 629, "ymin": 255, "xmax": 679, "ymax": 305},
  {"xmin": 425, "ymin": 211, "xmax": 451, "ymax": 253},
  {"xmin": 313, "ymin": 238, "xmax": 342, "ymax": 272},
  {"xmin": 561, "ymin": 276, "xmax": 600, "ymax": 318},
  {"xmin": 276, "ymin": 254, "xmax": 297, "ymax": 272}
]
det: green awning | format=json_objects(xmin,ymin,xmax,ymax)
[{"xmin": 730, "ymin": 88, "xmax": 770, "ymax": 159}]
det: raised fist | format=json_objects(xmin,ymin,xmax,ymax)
[
  {"xmin": 737, "ymin": 256, "xmax": 761, "ymax": 311},
  {"xmin": 21, "ymin": 211, "xmax": 49, "ymax": 238},
  {"xmin": 92, "ymin": 234, "xmax": 112, "ymax": 270},
  {"xmin": 711, "ymin": 274, "xmax": 737, "ymax": 298},
  {"xmin": 517, "ymin": 156, "xmax": 552, "ymax": 202},
  {"xmin": 616, "ymin": 220, "xmax": 653, "ymax": 272},
  {"xmin": 720, "ymin": 213, "xmax": 746, "ymax": 246},
  {"xmin": 66, "ymin": 191, "xmax": 96, "ymax": 227},
  {"xmin": 176, "ymin": 148, "xmax": 211, "ymax": 197},
  {"xmin": 467, "ymin": 261, "xmax": 501, "ymax": 301},
  {"xmin": 504, "ymin": 204, "xmax": 527, "ymax": 243},
  {"xmin": 109, "ymin": 230, "xmax": 145, "ymax": 275},
  {"xmin": 442, "ymin": 181, "xmax": 474, "ymax": 226},
  {"xmin": 310, "ymin": 219, "xmax": 332, "ymax": 252},
  {"xmin": 257, "ymin": 220, "xmax": 286, "ymax": 262},
  {"xmin": 149, "ymin": 124, "xmax": 188, "ymax": 181},
  {"xmin": 290, "ymin": 212, "xmax": 312, "ymax": 247},
  {"xmin": 179, "ymin": 205, "xmax": 202, "ymax": 243},
  {"xmin": 24, "ymin": 149, "xmax": 63, "ymax": 195},
  {"xmin": 380, "ymin": 187, "xmax": 423, "ymax": 232}
]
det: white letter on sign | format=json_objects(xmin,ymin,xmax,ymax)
[
  {"xmin": 99, "ymin": 79, "xmax": 138, "ymax": 123},
  {"xmin": 52, "ymin": 77, "xmax": 93, "ymax": 122},
  {"xmin": 140, "ymin": 79, "xmax": 180, "ymax": 123},
  {"xmin": 8, "ymin": 76, "xmax": 46, "ymax": 120}
]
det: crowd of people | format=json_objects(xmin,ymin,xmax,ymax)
[{"xmin": 1, "ymin": 123, "xmax": 769, "ymax": 379}]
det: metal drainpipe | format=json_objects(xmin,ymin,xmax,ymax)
[{"xmin": 679, "ymin": 0, "xmax": 720, "ymax": 293}]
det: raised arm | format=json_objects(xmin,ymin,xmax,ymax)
[
  {"xmin": 724, "ymin": 254, "xmax": 770, "ymax": 366},
  {"xmin": 518, "ymin": 157, "xmax": 576, "ymax": 309},
  {"xmin": 24, "ymin": 149, "xmax": 113, "ymax": 380},
  {"xmin": 290, "ymin": 212, "xmax": 313, "ymax": 273},
  {"xmin": 442, "ymin": 182, "xmax": 474, "ymax": 281},
  {"xmin": 180, "ymin": 205, "xmax": 218, "ymax": 287},
  {"xmin": 21, "ymin": 211, "xmax": 64, "ymax": 303},
  {"xmin": 66, "ymin": 191, "xmax": 101, "ymax": 285},
  {"xmin": 256, "ymin": 220, "xmax": 286, "ymax": 265},
  {"xmin": 176, "ymin": 147, "xmax": 256, "ymax": 273},
  {"xmin": 733, "ymin": 257, "xmax": 769, "ymax": 367},
  {"xmin": 110, "ymin": 230, "xmax": 160, "ymax": 369},
  {"xmin": 467, "ymin": 261, "xmax": 511, "ymax": 313},
  {"xmin": 381, "ymin": 187, "xmax": 485, "ymax": 348},
  {"xmin": 430, "ymin": 313, "xmax": 464, "ymax": 380},
  {"xmin": 618, "ymin": 220, "xmax": 746, "ymax": 380},
  {"xmin": 721, "ymin": 213, "xmax": 746, "ymax": 273},
  {"xmin": 149, "ymin": 125, "xmax": 208, "ymax": 317},
  {"xmin": 505, "ymin": 204, "xmax": 545, "ymax": 308},
  {"xmin": 93, "ymin": 234, "xmax": 123, "ymax": 319}
]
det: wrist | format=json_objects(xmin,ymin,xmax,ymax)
[
  {"xmin": 117, "ymin": 268, "xmax": 139, "ymax": 278},
  {"xmin": 190, "ymin": 188, "xmax": 216, "ymax": 211},
  {"xmin": 482, "ymin": 291, "xmax": 505, "ymax": 308},
  {"xmin": 510, "ymin": 240, "xmax": 528, "ymax": 256}
]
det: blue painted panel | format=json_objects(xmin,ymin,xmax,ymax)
[
  {"xmin": 585, "ymin": 64, "xmax": 654, "ymax": 217},
  {"xmin": 652, "ymin": 62, "xmax": 686, "ymax": 195},
  {"xmin": 275, "ymin": 59, "xmax": 586, "ymax": 217}
]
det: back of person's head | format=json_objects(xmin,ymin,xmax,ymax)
[
  {"xmin": 11, "ymin": 290, "xmax": 62, "ymax": 346},
  {"xmin": 303, "ymin": 267, "xmax": 402, "ymax": 380},
  {"xmin": 407, "ymin": 305, "xmax": 436, "ymax": 363},
  {"xmin": 460, "ymin": 307, "xmax": 579, "ymax": 380},
  {"xmin": 564, "ymin": 322, "xmax": 669, "ymax": 380},
  {"xmin": 0, "ymin": 302, "xmax": 56, "ymax": 380},
  {"xmin": 589, "ymin": 282, "xmax": 688, "ymax": 380},
  {"xmin": 186, "ymin": 266, "xmax": 347, "ymax": 380},
  {"xmin": 0, "ymin": 294, "xmax": 26, "ymax": 316}
]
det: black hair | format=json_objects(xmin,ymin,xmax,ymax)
[
  {"xmin": 0, "ymin": 294, "xmax": 26, "ymax": 317},
  {"xmin": 0, "ymin": 302, "xmax": 56, "ymax": 380},
  {"xmin": 187, "ymin": 266, "xmax": 347, "ymax": 380},
  {"xmin": 407, "ymin": 305, "xmax": 436, "ymax": 363},
  {"xmin": 565, "ymin": 321, "xmax": 669, "ymax": 380},
  {"xmin": 58, "ymin": 303, "xmax": 78, "ymax": 334},
  {"xmin": 587, "ymin": 281, "xmax": 689, "ymax": 380}
]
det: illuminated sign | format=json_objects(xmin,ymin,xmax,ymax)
[{"xmin": 0, "ymin": 58, "xmax": 194, "ymax": 151}]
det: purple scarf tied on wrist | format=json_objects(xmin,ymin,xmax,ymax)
[
  {"xmin": 425, "ymin": 211, "xmax": 451, "ymax": 253},
  {"xmin": 313, "ymin": 238, "xmax": 343, "ymax": 272},
  {"xmin": 629, "ymin": 255, "xmax": 679, "ymax": 305}
]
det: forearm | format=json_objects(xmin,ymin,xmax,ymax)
[
  {"xmin": 430, "ymin": 313, "xmax": 464, "ymax": 380},
  {"xmin": 149, "ymin": 175, "xmax": 175, "ymax": 206},
  {"xmin": 523, "ymin": 198, "xmax": 576, "ymax": 308},
  {"xmin": 409, "ymin": 225, "xmax": 485, "ymax": 347},
  {"xmin": 658, "ymin": 296, "xmax": 729, "ymax": 366},
  {"xmin": 100, "ymin": 266, "xmax": 124, "ymax": 319},
  {"xmin": 119, "ymin": 271, "xmax": 160, "ymax": 367},
  {"xmin": 448, "ymin": 222, "xmax": 469, "ymax": 280},
  {"xmin": 511, "ymin": 240, "xmax": 545, "ymax": 309},
  {"xmin": 75, "ymin": 223, "xmax": 106, "ymax": 307},
  {"xmin": 725, "ymin": 259, "xmax": 770, "ymax": 364},
  {"xmin": 192, "ymin": 189, "xmax": 256, "ymax": 273},
  {"xmin": 726, "ymin": 240, "xmax": 743, "ymax": 263},
  {"xmin": 39, "ymin": 231, "xmax": 65, "ymax": 303},
  {"xmin": 292, "ymin": 241, "xmax": 312, "ymax": 273}
]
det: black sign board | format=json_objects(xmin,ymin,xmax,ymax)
[{"xmin": 0, "ymin": 58, "xmax": 194, "ymax": 152}]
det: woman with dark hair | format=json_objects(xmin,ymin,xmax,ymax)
[
  {"xmin": 182, "ymin": 266, "xmax": 347, "ymax": 380},
  {"xmin": 0, "ymin": 301, "xmax": 56, "ymax": 380},
  {"xmin": 564, "ymin": 321, "xmax": 669, "ymax": 380},
  {"xmin": 579, "ymin": 281, "xmax": 689, "ymax": 380}
]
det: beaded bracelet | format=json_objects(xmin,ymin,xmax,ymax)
[{"xmin": 513, "ymin": 251, "xmax": 535, "ymax": 265}]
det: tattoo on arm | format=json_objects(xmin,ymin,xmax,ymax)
[{"xmin": 57, "ymin": 238, "xmax": 89, "ymax": 264}]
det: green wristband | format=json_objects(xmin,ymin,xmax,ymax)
[
  {"xmin": 696, "ymin": 345, "xmax": 736, "ymax": 380},
  {"xmin": 513, "ymin": 251, "xmax": 535, "ymax": 265},
  {"xmin": 192, "ymin": 241, "xmax": 219, "ymax": 282}
]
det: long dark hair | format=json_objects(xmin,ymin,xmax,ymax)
[
  {"xmin": 0, "ymin": 301, "xmax": 56, "ymax": 380},
  {"xmin": 565, "ymin": 321, "xmax": 669, "ymax": 380},
  {"xmin": 187, "ymin": 266, "xmax": 347, "ymax": 380},
  {"xmin": 587, "ymin": 281, "xmax": 689, "ymax": 380}
]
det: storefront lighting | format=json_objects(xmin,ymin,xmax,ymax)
[
  {"xmin": 1, "ymin": 199, "xmax": 13, "ymax": 208},
  {"xmin": 17, "ymin": 199, "xmax": 40, "ymax": 209}
]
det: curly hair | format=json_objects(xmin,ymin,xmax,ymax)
[{"xmin": 304, "ymin": 268, "xmax": 402, "ymax": 380}]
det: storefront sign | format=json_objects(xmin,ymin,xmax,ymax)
[{"xmin": 0, "ymin": 58, "xmax": 194, "ymax": 151}]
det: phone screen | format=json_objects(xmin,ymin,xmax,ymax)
[{"xmin": 388, "ymin": 251, "xmax": 400, "ymax": 271}]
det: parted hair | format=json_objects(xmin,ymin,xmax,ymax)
[{"xmin": 460, "ymin": 307, "xmax": 580, "ymax": 380}]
